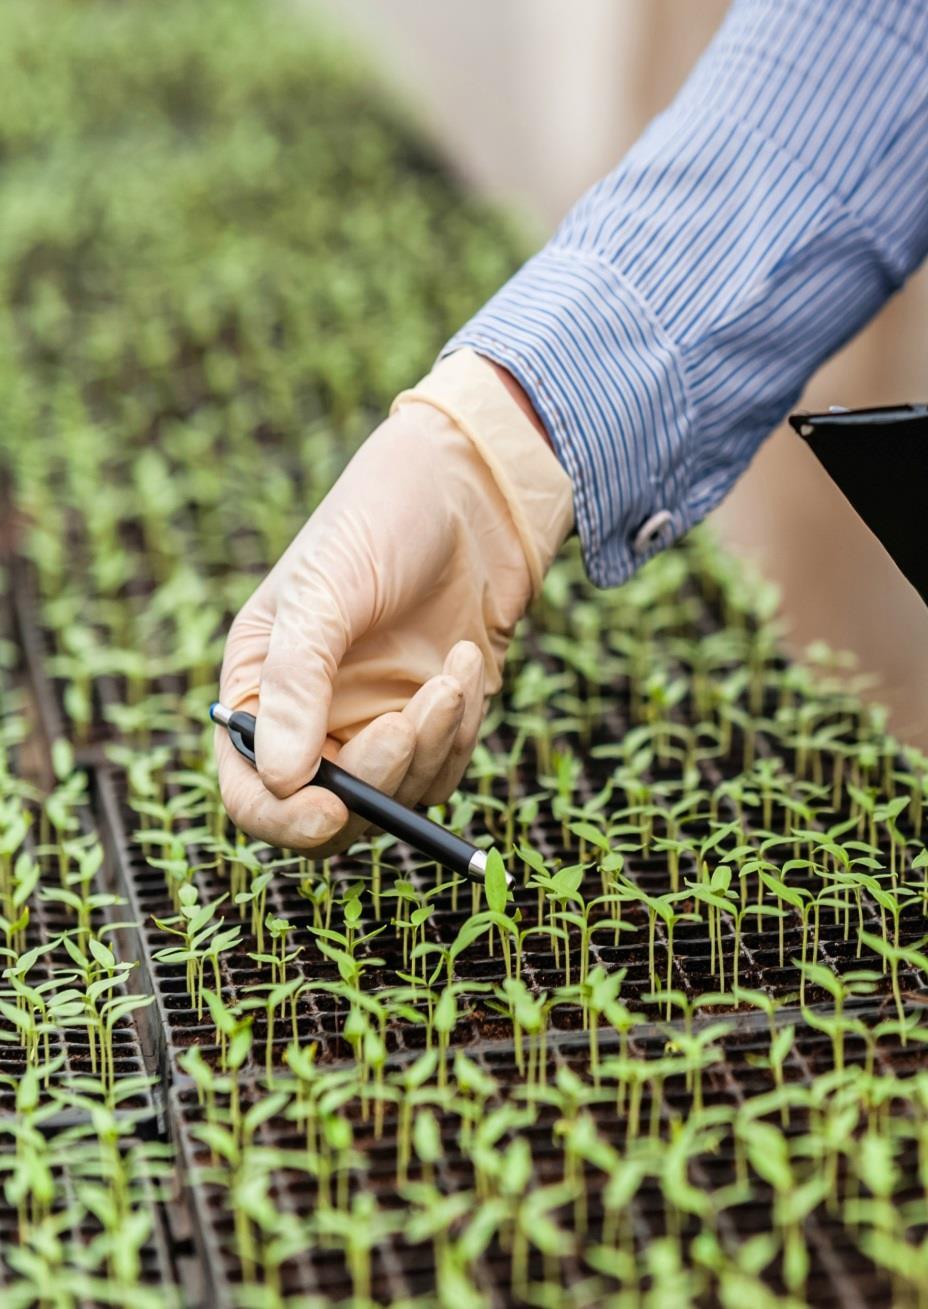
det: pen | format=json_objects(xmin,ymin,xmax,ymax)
[{"xmin": 210, "ymin": 702, "xmax": 489, "ymax": 884}]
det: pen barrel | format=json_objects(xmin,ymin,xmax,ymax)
[
  {"xmin": 220, "ymin": 708, "xmax": 483, "ymax": 879},
  {"xmin": 315, "ymin": 759, "xmax": 480, "ymax": 877}
]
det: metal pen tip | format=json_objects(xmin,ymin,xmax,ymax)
[
  {"xmin": 468, "ymin": 849, "xmax": 487, "ymax": 879},
  {"xmin": 467, "ymin": 848, "xmax": 514, "ymax": 886},
  {"xmin": 209, "ymin": 702, "xmax": 233, "ymax": 728}
]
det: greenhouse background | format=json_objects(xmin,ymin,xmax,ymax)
[{"xmin": 1, "ymin": 2, "xmax": 927, "ymax": 1307}]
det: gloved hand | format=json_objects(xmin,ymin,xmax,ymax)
[{"xmin": 216, "ymin": 348, "xmax": 574, "ymax": 855}]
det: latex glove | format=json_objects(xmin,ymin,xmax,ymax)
[{"xmin": 217, "ymin": 348, "xmax": 573, "ymax": 855}]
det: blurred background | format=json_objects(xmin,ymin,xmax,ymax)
[{"xmin": 315, "ymin": 0, "xmax": 928, "ymax": 749}]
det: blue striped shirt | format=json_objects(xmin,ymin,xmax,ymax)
[{"xmin": 443, "ymin": 0, "xmax": 928, "ymax": 587}]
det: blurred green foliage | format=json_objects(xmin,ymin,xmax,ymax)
[
  {"xmin": 0, "ymin": 0, "xmax": 523, "ymax": 725},
  {"xmin": 0, "ymin": 0, "xmax": 521, "ymax": 409}
]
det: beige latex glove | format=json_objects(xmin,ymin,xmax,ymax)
[{"xmin": 217, "ymin": 348, "xmax": 574, "ymax": 855}]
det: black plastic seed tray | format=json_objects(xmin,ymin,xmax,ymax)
[
  {"xmin": 0, "ymin": 667, "xmax": 189, "ymax": 1306},
  {"xmin": 167, "ymin": 1021, "xmax": 918, "ymax": 1309},
  {"xmin": 8, "ymin": 556, "xmax": 109, "ymax": 769},
  {"xmin": 18, "ymin": 529, "xmax": 926, "ymax": 1008},
  {"xmin": 0, "ymin": 662, "xmax": 151, "ymax": 1124},
  {"xmin": 8, "ymin": 555, "xmax": 203, "ymax": 771},
  {"xmin": 97, "ymin": 742, "xmax": 925, "ymax": 1088},
  {"xmin": 0, "ymin": 1136, "xmax": 181, "ymax": 1303},
  {"xmin": 98, "ymin": 765, "xmax": 498, "ymax": 1073},
  {"xmin": 0, "ymin": 817, "xmax": 163, "ymax": 1139},
  {"xmin": 95, "ymin": 767, "xmax": 185, "ymax": 1090}
]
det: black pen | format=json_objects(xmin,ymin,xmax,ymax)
[{"xmin": 210, "ymin": 703, "xmax": 490, "ymax": 884}]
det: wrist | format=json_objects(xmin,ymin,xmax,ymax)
[
  {"xmin": 483, "ymin": 359, "xmax": 552, "ymax": 450},
  {"xmin": 391, "ymin": 349, "xmax": 574, "ymax": 594}
]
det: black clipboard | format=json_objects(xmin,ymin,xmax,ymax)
[{"xmin": 789, "ymin": 404, "xmax": 928, "ymax": 604}]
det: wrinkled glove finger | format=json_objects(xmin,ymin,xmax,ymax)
[
  {"xmin": 296, "ymin": 709, "xmax": 417, "ymax": 860},
  {"xmin": 394, "ymin": 673, "xmax": 466, "ymax": 808},
  {"xmin": 421, "ymin": 640, "xmax": 486, "ymax": 806},
  {"xmin": 254, "ymin": 564, "xmax": 359, "ymax": 801}
]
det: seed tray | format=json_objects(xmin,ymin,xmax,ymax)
[
  {"xmin": 8, "ymin": 551, "xmax": 224, "ymax": 775},
  {"xmin": 0, "ymin": 674, "xmax": 191, "ymax": 1305},
  {"xmin": 0, "ymin": 1136, "xmax": 182, "ymax": 1305},
  {"xmin": 0, "ymin": 808, "xmax": 164, "ymax": 1137},
  {"xmin": 14, "ymin": 540, "xmax": 928, "ymax": 1307},
  {"xmin": 8, "ymin": 533, "xmax": 885, "ymax": 797},
  {"xmin": 95, "ymin": 767, "xmax": 188, "ymax": 1090},
  {"xmin": 9, "ymin": 531, "xmax": 272, "ymax": 771},
  {"xmin": 166, "ymin": 1020, "xmax": 919, "ymax": 1308},
  {"xmin": 9, "ymin": 557, "xmax": 113, "ymax": 769},
  {"xmin": 97, "ymin": 746, "xmax": 925, "ymax": 1087}
]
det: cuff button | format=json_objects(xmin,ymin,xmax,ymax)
[{"xmin": 632, "ymin": 509, "xmax": 673, "ymax": 555}]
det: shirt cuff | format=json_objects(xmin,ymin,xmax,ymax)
[{"xmin": 442, "ymin": 248, "xmax": 693, "ymax": 587}]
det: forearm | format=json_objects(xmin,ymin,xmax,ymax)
[{"xmin": 445, "ymin": 0, "xmax": 928, "ymax": 586}]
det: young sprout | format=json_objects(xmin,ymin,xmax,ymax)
[{"xmin": 153, "ymin": 884, "xmax": 242, "ymax": 1019}]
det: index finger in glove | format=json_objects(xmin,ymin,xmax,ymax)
[
  {"xmin": 216, "ymin": 701, "xmax": 418, "ymax": 857},
  {"xmin": 292, "ymin": 709, "xmax": 417, "ymax": 859},
  {"xmin": 215, "ymin": 723, "xmax": 349, "ymax": 851},
  {"xmin": 254, "ymin": 567, "xmax": 354, "ymax": 801}
]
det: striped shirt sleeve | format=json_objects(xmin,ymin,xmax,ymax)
[{"xmin": 441, "ymin": 0, "xmax": 928, "ymax": 587}]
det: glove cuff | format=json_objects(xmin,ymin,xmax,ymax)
[{"xmin": 391, "ymin": 347, "xmax": 574, "ymax": 595}]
